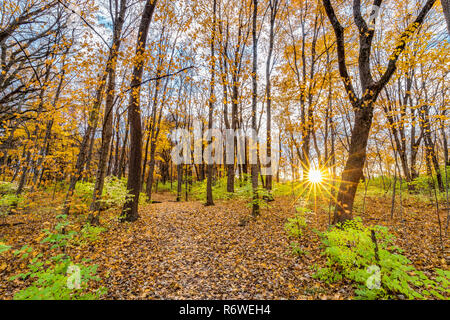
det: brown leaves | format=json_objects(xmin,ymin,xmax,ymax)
[{"xmin": 0, "ymin": 188, "xmax": 448, "ymax": 300}]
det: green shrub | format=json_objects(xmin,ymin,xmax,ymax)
[
  {"xmin": 74, "ymin": 177, "xmax": 146, "ymax": 211},
  {"xmin": 79, "ymin": 223, "xmax": 106, "ymax": 243},
  {"xmin": 0, "ymin": 181, "xmax": 16, "ymax": 195},
  {"xmin": 41, "ymin": 214, "xmax": 77, "ymax": 249},
  {"xmin": 10, "ymin": 215, "xmax": 106, "ymax": 300},
  {"xmin": 184, "ymin": 176, "xmax": 277, "ymax": 206},
  {"xmin": 246, "ymin": 186, "xmax": 273, "ymax": 210},
  {"xmin": 0, "ymin": 193, "xmax": 23, "ymax": 215},
  {"xmin": 156, "ymin": 181, "xmax": 174, "ymax": 192},
  {"xmin": 273, "ymin": 181, "xmax": 301, "ymax": 197},
  {"xmin": 314, "ymin": 218, "xmax": 449, "ymax": 299},
  {"xmin": 11, "ymin": 251, "xmax": 105, "ymax": 300},
  {"xmin": 184, "ymin": 177, "xmax": 252, "ymax": 201},
  {"xmin": 73, "ymin": 180, "xmax": 93, "ymax": 203},
  {"xmin": 0, "ymin": 193, "xmax": 22, "ymax": 206},
  {"xmin": 101, "ymin": 177, "xmax": 129, "ymax": 208},
  {"xmin": 285, "ymin": 210, "xmax": 308, "ymax": 256},
  {"xmin": 0, "ymin": 242, "xmax": 11, "ymax": 254}
]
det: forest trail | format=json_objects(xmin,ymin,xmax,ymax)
[
  {"xmin": 1, "ymin": 191, "xmax": 447, "ymax": 300},
  {"xmin": 98, "ymin": 192, "xmax": 324, "ymax": 299}
]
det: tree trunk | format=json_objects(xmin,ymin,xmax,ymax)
[
  {"xmin": 118, "ymin": 119, "xmax": 129, "ymax": 179},
  {"xmin": 112, "ymin": 113, "xmax": 121, "ymax": 176},
  {"xmin": 89, "ymin": 0, "xmax": 127, "ymax": 223},
  {"xmin": 421, "ymin": 105, "xmax": 444, "ymax": 192},
  {"xmin": 121, "ymin": 0, "xmax": 158, "ymax": 222},
  {"xmin": 442, "ymin": 0, "xmax": 450, "ymax": 35},
  {"xmin": 176, "ymin": 164, "xmax": 182, "ymax": 201},
  {"xmin": 265, "ymin": 0, "xmax": 279, "ymax": 194},
  {"xmin": 251, "ymin": 0, "xmax": 259, "ymax": 216},
  {"xmin": 205, "ymin": 0, "xmax": 217, "ymax": 206},
  {"xmin": 322, "ymin": 0, "xmax": 437, "ymax": 223},
  {"xmin": 333, "ymin": 103, "xmax": 374, "ymax": 223}
]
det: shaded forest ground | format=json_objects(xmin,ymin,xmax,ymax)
[{"xmin": 0, "ymin": 186, "xmax": 448, "ymax": 299}]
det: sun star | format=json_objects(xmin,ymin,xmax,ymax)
[{"xmin": 308, "ymin": 169, "xmax": 323, "ymax": 184}]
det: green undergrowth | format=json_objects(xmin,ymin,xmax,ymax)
[
  {"xmin": 313, "ymin": 218, "xmax": 449, "ymax": 300},
  {"xmin": 72, "ymin": 177, "xmax": 147, "ymax": 213},
  {"xmin": 5, "ymin": 214, "xmax": 106, "ymax": 300}
]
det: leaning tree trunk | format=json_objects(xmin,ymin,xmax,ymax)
[
  {"xmin": 62, "ymin": 70, "xmax": 107, "ymax": 214},
  {"xmin": 322, "ymin": 0, "xmax": 437, "ymax": 224},
  {"xmin": 121, "ymin": 0, "xmax": 158, "ymax": 222},
  {"xmin": 89, "ymin": 0, "xmax": 127, "ymax": 224},
  {"xmin": 333, "ymin": 102, "xmax": 374, "ymax": 223}
]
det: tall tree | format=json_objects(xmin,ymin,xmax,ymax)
[
  {"xmin": 264, "ymin": 0, "xmax": 282, "ymax": 194},
  {"xmin": 322, "ymin": 0, "xmax": 437, "ymax": 223},
  {"xmin": 251, "ymin": 0, "xmax": 259, "ymax": 216},
  {"xmin": 442, "ymin": 0, "xmax": 450, "ymax": 35},
  {"xmin": 121, "ymin": 0, "xmax": 158, "ymax": 222},
  {"xmin": 89, "ymin": 0, "xmax": 128, "ymax": 223},
  {"xmin": 205, "ymin": 0, "xmax": 217, "ymax": 206}
]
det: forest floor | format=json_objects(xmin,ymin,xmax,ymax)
[{"xmin": 0, "ymin": 189, "xmax": 448, "ymax": 299}]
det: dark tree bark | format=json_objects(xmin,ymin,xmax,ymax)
[
  {"xmin": 439, "ymin": 108, "xmax": 449, "ymax": 167},
  {"xmin": 322, "ymin": 0, "xmax": 437, "ymax": 223},
  {"xmin": 141, "ymin": 118, "xmax": 151, "ymax": 188},
  {"xmin": 251, "ymin": 0, "xmax": 259, "ymax": 216},
  {"xmin": 265, "ymin": 0, "xmax": 281, "ymax": 194},
  {"xmin": 176, "ymin": 164, "xmax": 182, "ymax": 202},
  {"xmin": 112, "ymin": 111, "xmax": 121, "ymax": 176},
  {"xmin": 205, "ymin": 0, "xmax": 217, "ymax": 206},
  {"xmin": 442, "ymin": 0, "xmax": 450, "ymax": 35},
  {"xmin": 420, "ymin": 105, "xmax": 444, "ymax": 192},
  {"xmin": 89, "ymin": 0, "xmax": 128, "ymax": 223},
  {"xmin": 121, "ymin": 0, "xmax": 158, "ymax": 222},
  {"xmin": 118, "ymin": 118, "xmax": 129, "ymax": 179}
]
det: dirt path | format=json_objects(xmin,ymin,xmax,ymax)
[
  {"xmin": 1, "ymin": 191, "xmax": 447, "ymax": 300},
  {"xmin": 94, "ymin": 193, "xmax": 329, "ymax": 299}
]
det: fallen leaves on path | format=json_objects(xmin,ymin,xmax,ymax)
[{"xmin": 0, "ymin": 191, "xmax": 447, "ymax": 299}]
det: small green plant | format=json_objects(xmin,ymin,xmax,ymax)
[
  {"xmin": 313, "ymin": 218, "xmax": 450, "ymax": 299},
  {"xmin": 247, "ymin": 187, "xmax": 273, "ymax": 210},
  {"xmin": 0, "ymin": 181, "xmax": 16, "ymax": 195},
  {"xmin": 285, "ymin": 211, "xmax": 308, "ymax": 256},
  {"xmin": 0, "ymin": 193, "xmax": 23, "ymax": 215},
  {"xmin": 0, "ymin": 241, "xmax": 11, "ymax": 254},
  {"xmin": 41, "ymin": 214, "xmax": 77, "ymax": 249},
  {"xmin": 11, "ymin": 249, "xmax": 105, "ymax": 300},
  {"xmin": 79, "ymin": 223, "xmax": 106, "ymax": 243},
  {"xmin": 10, "ymin": 215, "xmax": 106, "ymax": 300},
  {"xmin": 156, "ymin": 181, "xmax": 175, "ymax": 192},
  {"xmin": 74, "ymin": 177, "xmax": 134, "ymax": 212}
]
